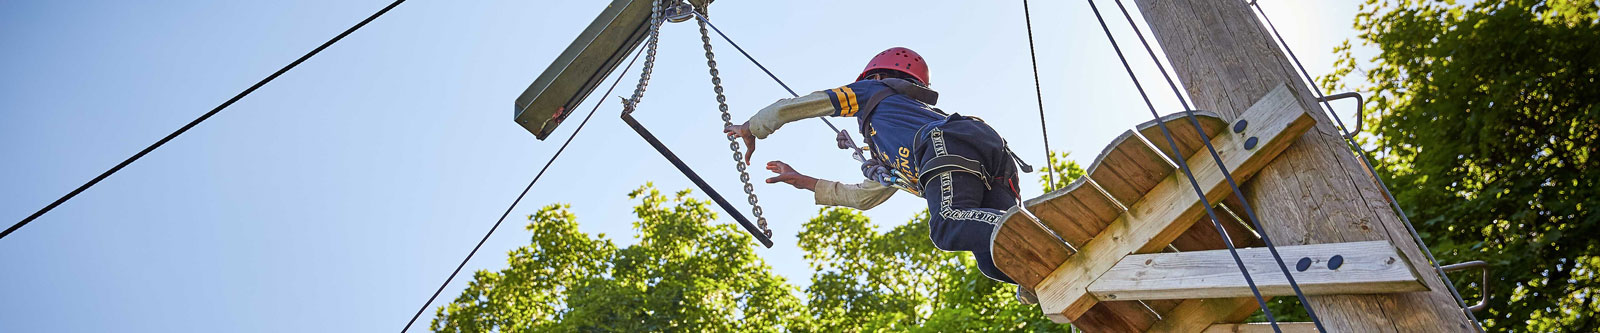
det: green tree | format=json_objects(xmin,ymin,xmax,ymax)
[
  {"xmin": 797, "ymin": 209, "xmax": 1062, "ymax": 332},
  {"xmin": 431, "ymin": 185, "xmax": 805, "ymax": 332},
  {"xmin": 1041, "ymin": 151, "xmax": 1088, "ymax": 192},
  {"xmin": 432, "ymin": 152, "xmax": 1086, "ymax": 332},
  {"xmin": 1323, "ymin": 0, "xmax": 1599, "ymax": 330},
  {"xmin": 790, "ymin": 153, "xmax": 1086, "ymax": 332}
]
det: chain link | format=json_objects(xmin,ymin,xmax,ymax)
[
  {"xmin": 621, "ymin": 0, "xmax": 665, "ymax": 114},
  {"xmin": 697, "ymin": 12, "xmax": 771, "ymax": 238},
  {"xmin": 622, "ymin": 0, "xmax": 773, "ymax": 239}
]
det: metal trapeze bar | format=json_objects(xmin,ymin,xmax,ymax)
[{"xmin": 621, "ymin": 112, "xmax": 775, "ymax": 248}]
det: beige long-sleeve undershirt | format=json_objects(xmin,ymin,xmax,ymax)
[{"xmin": 747, "ymin": 90, "xmax": 899, "ymax": 210}]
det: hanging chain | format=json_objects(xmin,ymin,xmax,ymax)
[
  {"xmin": 621, "ymin": 0, "xmax": 665, "ymax": 114},
  {"xmin": 697, "ymin": 10, "xmax": 772, "ymax": 238}
]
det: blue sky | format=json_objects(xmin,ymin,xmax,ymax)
[{"xmin": 0, "ymin": 0, "xmax": 1364, "ymax": 331}]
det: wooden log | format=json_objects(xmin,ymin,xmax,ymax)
[
  {"xmin": 1034, "ymin": 85, "xmax": 1314, "ymax": 322},
  {"xmin": 1201, "ymin": 323, "xmax": 1320, "ymax": 333},
  {"xmin": 1132, "ymin": 0, "xmax": 1478, "ymax": 331},
  {"xmin": 1088, "ymin": 241, "xmax": 1427, "ymax": 301}
]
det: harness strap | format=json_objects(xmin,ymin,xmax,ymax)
[{"xmin": 918, "ymin": 155, "xmax": 991, "ymax": 190}]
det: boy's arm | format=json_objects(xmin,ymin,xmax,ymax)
[
  {"xmin": 814, "ymin": 179, "xmax": 897, "ymax": 210},
  {"xmin": 766, "ymin": 161, "xmax": 896, "ymax": 210},
  {"xmin": 747, "ymin": 90, "xmax": 835, "ymax": 139}
]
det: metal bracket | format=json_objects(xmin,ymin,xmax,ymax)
[
  {"xmin": 1317, "ymin": 92, "xmax": 1365, "ymax": 140},
  {"xmin": 621, "ymin": 112, "xmax": 775, "ymax": 248},
  {"xmin": 1441, "ymin": 260, "xmax": 1490, "ymax": 313},
  {"xmin": 663, "ymin": 1, "xmax": 695, "ymax": 23}
]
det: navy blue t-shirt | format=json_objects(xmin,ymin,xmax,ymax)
[{"xmin": 824, "ymin": 80, "xmax": 944, "ymax": 186}]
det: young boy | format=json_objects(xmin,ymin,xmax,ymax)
[{"xmin": 724, "ymin": 47, "xmax": 1036, "ymax": 303}]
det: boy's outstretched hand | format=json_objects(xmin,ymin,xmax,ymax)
[
  {"xmin": 723, "ymin": 122, "xmax": 757, "ymax": 165},
  {"xmin": 765, "ymin": 161, "xmax": 818, "ymax": 191}
]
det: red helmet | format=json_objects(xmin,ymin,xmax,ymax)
[{"xmin": 856, "ymin": 47, "xmax": 930, "ymax": 85}]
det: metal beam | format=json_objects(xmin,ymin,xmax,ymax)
[{"xmin": 513, "ymin": 0, "xmax": 714, "ymax": 140}]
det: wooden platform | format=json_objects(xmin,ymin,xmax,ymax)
[{"xmin": 989, "ymin": 86, "xmax": 1430, "ymax": 332}]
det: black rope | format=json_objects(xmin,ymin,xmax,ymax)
[
  {"xmin": 1105, "ymin": 0, "xmax": 1326, "ymax": 329},
  {"xmin": 0, "ymin": 0, "xmax": 408, "ymax": 241},
  {"xmin": 1081, "ymin": 0, "xmax": 1284, "ymax": 329},
  {"xmin": 1246, "ymin": 1, "xmax": 1484, "ymax": 329},
  {"xmin": 1022, "ymin": 0, "xmax": 1056, "ymax": 190},
  {"xmin": 399, "ymin": 43, "xmax": 647, "ymax": 333}
]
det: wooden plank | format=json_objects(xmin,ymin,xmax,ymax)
[
  {"xmin": 990, "ymin": 207, "xmax": 1071, "ymax": 288},
  {"xmin": 1132, "ymin": 0, "xmax": 1478, "ymax": 331},
  {"xmin": 1067, "ymin": 181, "xmax": 1124, "ymax": 224},
  {"xmin": 1106, "ymin": 138, "xmax": 1178, "ymax": 195},
  {"xmin": 1201, "ymin": 323, "xmax": 1320, "ymax": 333},
  {"xmin": 1041, "ymin": 195, "xmax": 1105, "ymax": 246},
  {"xmin": 1148, "ymin": 298, "xmax": 1260, "ymax": 333},
  {"xmin": 1169, "ymin": 207, "xmax": 1259, "ymax": 252},
  {"xmin": 993, "ymin": 111, "xmax": 1219, "ymax": 288},
  {"xmin": 1033, "ymin": 85, "xmax": 1313, "ymax": 323},
  {"xmin": 1088, "ymin": 241, "xmax": 1428, "ymax": 301},
  {"xmin": 1071, "ymin": 302, "xmax": 1150, "ymax": 332},
  {"xmin": 1087, "ymin": 132, "xmax": 1151, "ymax": 205},
  {"xmin": 1138, "ymin": 111, "xmax": 1227, "ymax": 163}
]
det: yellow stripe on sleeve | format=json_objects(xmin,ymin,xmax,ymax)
[
  {"xmin": 829, "ymin": 88, "xmax": 845, "ymax": 114},
  {"xmin": 840, "ymin": 86, "xmax": 859, "ymax": 116}
]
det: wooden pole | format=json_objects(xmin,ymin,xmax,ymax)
[{"xmin": 1128, "ymin": 0, "xmax": 1476, "ymax": 331}]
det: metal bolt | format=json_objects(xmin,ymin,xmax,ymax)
[
  {"xmin": 1233, "ymin": 119, "xmax": 1248, "ymax": 133},
  {"xmin": 1244, "ymin": 136, "xmax": 1259, "ymax": 150},
  {"xmin": 1296, "ymin": 257, "xmax": 1312, "ymax": 271},
  {"xmin": 1329, "ymin": 255, "xmax": 1345, "ymax": 270}
]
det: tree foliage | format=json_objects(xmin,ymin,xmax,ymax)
[
  {"xmin": 431, "ymin": 185, "xmax": 805, "ymax": 332},
  {"xmin": 432, "ymin": 154, "xmax": 1087, "ymax": 332},
  {"xmin": 1324, "ymin": 0, "xmax": 1599, "ymax": 330},
  {"xmin": 1040, "ymin": 151, "xmax": 1089, "ymax": 192}
]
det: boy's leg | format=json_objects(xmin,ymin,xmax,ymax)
[
  {"xmin": 919, "ymin": 125, "xmax": 1017, "ymax": 283},
  {"xmin": 923, "ymin": 170, "xmax": 1015, "ymax": 284},
  {"xmin": 923, "ymin": 171, "xmax": 1005, "ymax": 252},
  {"xmin": 973, "ymin": 247, "xmax": 1017, "ymax": 284}
]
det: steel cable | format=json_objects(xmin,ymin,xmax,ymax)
[
  {"xmin": 1245, "ymin": 1, "xmax": 1484, "ymax": 329},
  {"xmin": 1103, "ymin": 0, "xmax": 1328, "ymax": 329},
  {"xmin": 400, "ymin": 25, "xmax": 653, "ymax": 333},
  {"xmin": 2, "ymin": 0, "xmax": 408, "ymax": 240},
  {"xmin": 1021, "ymin": 0, "xmax": 1057, "ymax": 191},
  {"xmin": 1080, "ymin": 0, "xmax": 1285, "ymax": 329},
  {"xmin": 687, "ymin": 11, "xmax": 871, "ymax": 163}
]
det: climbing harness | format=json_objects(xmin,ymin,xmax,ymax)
[{"xmin": 1247, "ymin": 0, "xmax": 1484, "ymax": 328}]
